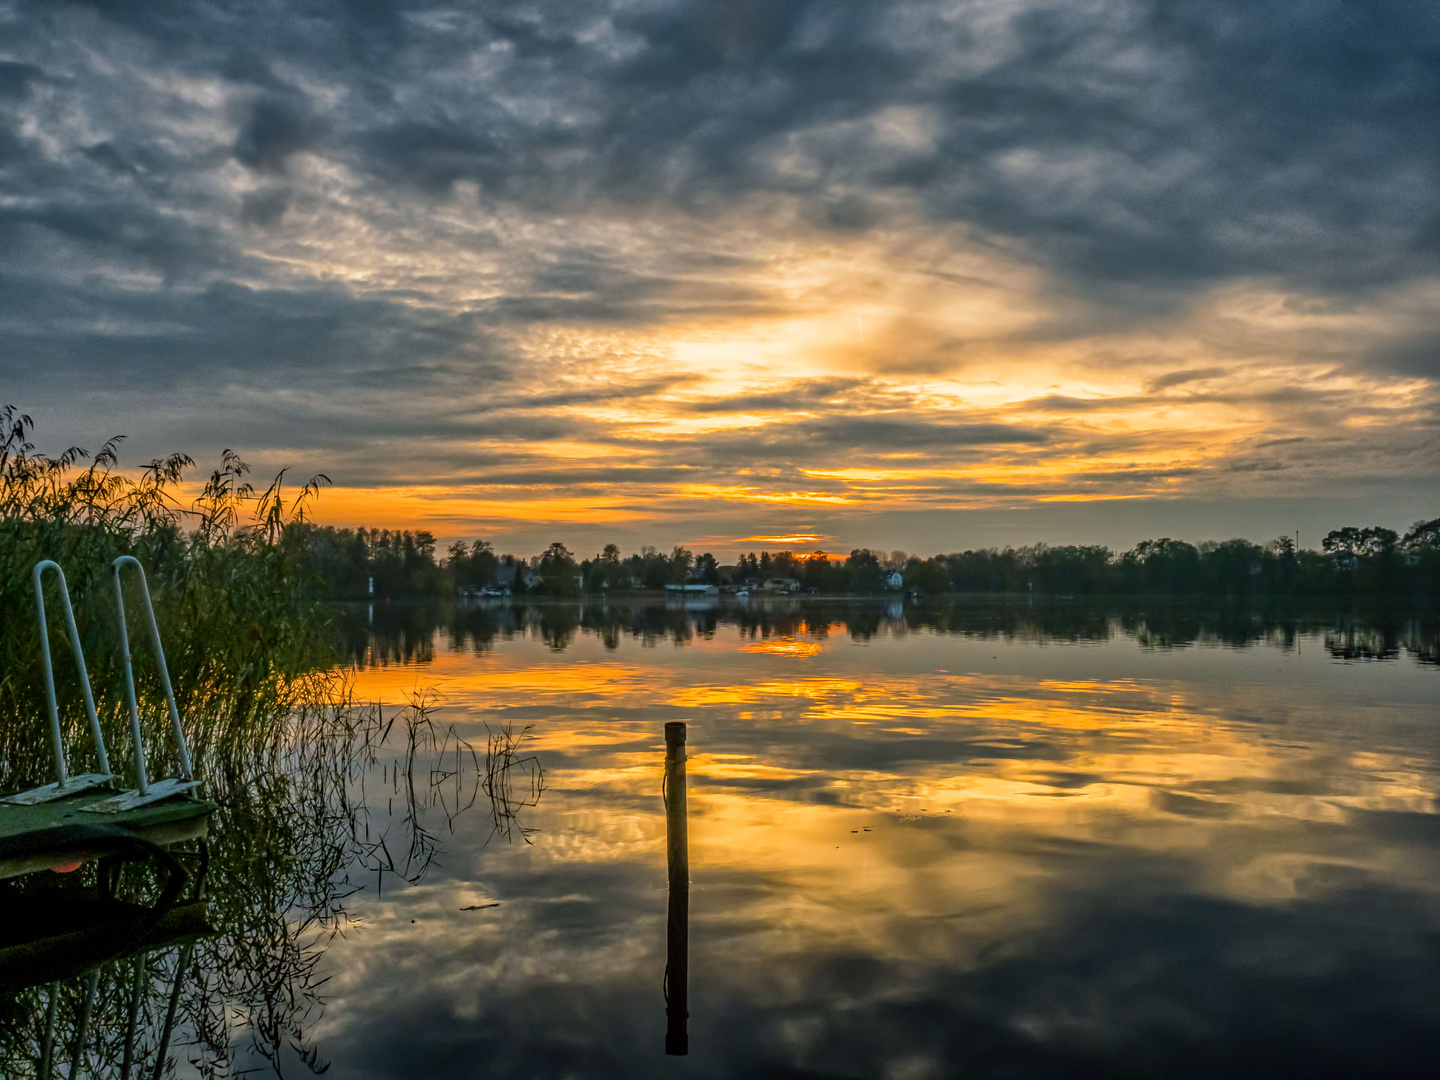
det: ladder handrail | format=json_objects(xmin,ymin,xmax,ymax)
[
  {"xmin": 32, "ymin": 561, "xmax": 110, "ymax": 788},
  {"xmin": 113, "ymin": 558, "xmax": 150, "ymax": 795},
  {"xmin": 112, "ymin": 556, "xmax": 193, "ymax": 784}
]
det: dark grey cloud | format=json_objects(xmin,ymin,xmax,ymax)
[
  {"xmin": 0, "ymin": 59, "xmax": 41, "ymax": 100},
  {"xmin": 790, "ymin": 416, "xmax": 1050, "ymax": 450},
  {"xmin": 1018, "ymin": 383, "xmax": 1371, "ymax": 415},
  {"xmin": 469, "ymin": 378, "xmax": 685, "ymax": 413},
  {"xmin": 233, "ymin": 95, "xmax": 320, "ymax": 174},
  {"xmin": 6, "ymin": 0, "xmax": 1437, "ymax": 309},
  {"xmin": 80, "ymin": 141, "xmax": 139, "ymax": 175},
  {"xmin": 1367, "ymin": 323, "xmax": 1440, "ymax": 380},
  {"xmin": 359, "ymin": 117, "xmax": 510, "ymax": 197},
  {"xmin": 681, "ymin": 377, "xmax": 867, "ymax": 413},
  {"xmin": 1020, "ymin": 394, "xmax": 1150, "ymax": 413},
  {"xmin": 1147, "ymin": 367, "xmax": 1227, "ymax": 392},
  {"xmin": 1077, "ymin": 467, "xmax": 1200, "ymax": 483},
  {"xmin": 0, "ymin": 122, "xmax": 27, "ymax": 168},
  {"xmin": 467, "ymin": 246, "xmax": 779, "ymax": 327},
  {"xmin": 0, "ymin": 273, "xmax": 490, "ymax": 381},
  {"xmin": 424, "ymin": 465, "xmax": 698, "ymax": 489},
  {"xmin": 4, "ymin": 0, "xmax": 1437, "ymax": 304},
  {"xmin": 239, "ymin": 185, "xmax": 290, "ymax": 226},
  {"xmin": 0, "ymin": 0, "xmax": 1435, "ymax": 528},
  {"xmin": 304, "ymin": 0, "xmax": 1440, "ymax": 302},
  {"xmin": 659, "ymin": 417, "xmax": 1051, "ymax": 465},
  {"xmin": 1254, "ymin": 437, "xmax": 1310, "ymax": 449}
]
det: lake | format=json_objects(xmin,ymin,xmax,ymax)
[{"xmin": 11, "ymin": 598, "xmax": 1440, "ymax": 1077}]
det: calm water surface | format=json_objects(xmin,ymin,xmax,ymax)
[
  {"xmin": 16, "ymin": 601, "xmax": 1437, "ymax": 1078},
  {"xmin": 269, "ymin": 600, "xmax": 1440, "ymax": 1079}
]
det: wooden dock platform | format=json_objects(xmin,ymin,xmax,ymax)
[{"xmin": 0, "ymin": 790, "xmax": 215, "ymax": 880}]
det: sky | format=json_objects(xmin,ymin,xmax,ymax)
[{"xmin": 1, "ymin": 0, "xmax": 1437, "ymax": 557}]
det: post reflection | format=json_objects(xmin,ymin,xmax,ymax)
[{"xmin": 663, "ymin": 720, "xmax": 689, "ymax": 1056}]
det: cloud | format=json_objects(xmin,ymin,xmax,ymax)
[
  {"xmin": 1147, "ymin": 367, "xmax": 1227, "ymax": 393},
  {"xmin": 331, "ymin": 0, "xmax": 1440, "ymax": 302},
  {"xmin": 80, "ymin": 141, "xmax": 140, "ymax": 176},
  {"xmin": 239, "ymin": 186, "xmax": 291, "ymax": 226},
  {"xmin": 0, "ymin": 0, "xmax": 1436, "ymax": 547},
  {"xmin": 0, "ymin": 274, "xmax": 490, "ymax": 380},
  {"xmin": 1018, "ymin": 394, "xmax": 1150, "ymax": 413},
  {"xmin": 0, "ymin": 60, "xmax": 42, "ymax": 101},
  {"xmin": 785, "ymin": 416, "xmax": 1050, "ymax": 451},
  {"xmin": 680, "ymin": 378, "xmax": 866, "ymax": 413},
  {"xmin": 233, "ymin": 95, "xmax": 321, "ymax": 173},
  {"xmin": 1366, "ymin": 323, "xmax": 1440, "ymax": 381},
  {"xmin": 13, "ymin": 0, "xmax": 1440, "ymax": 301}
]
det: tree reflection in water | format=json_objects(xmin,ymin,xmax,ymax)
[
  {"xmin": 0, "ymin": 689, "xmax": 521, "ymax": 1077},
  {"xmin": 5, "ymin": 597, "xmax": 1434, "ymax": 1077},
  {"xmin": 343, "ymin": 597, "xmax": 1440, "ymax": 667}
]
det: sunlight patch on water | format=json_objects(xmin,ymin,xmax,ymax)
[{"xmin": 739, "ymin": 638, "xmax": 824, "ymax": 657}]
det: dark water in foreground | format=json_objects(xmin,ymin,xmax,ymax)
[{"xmin": 11, "ymin": 599, "xmax": 1440, "ymax": 1077}]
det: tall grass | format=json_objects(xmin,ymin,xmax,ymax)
[
  {"xmin": 0, "ymin": 409, "xmax": 550, "ymax": 1076},
  {"xmin": 0, "ymin": 689, "xmax": 497, "ymax": 1077},
  {"xmin": 0, "ymin": 405, "xmax": 333, "ymax": 792}
]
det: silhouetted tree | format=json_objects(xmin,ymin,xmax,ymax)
[
  {"xmin": 1122, "ymin": 538, "xmax": 1201, "ymax": 594},
  {"xmin": 845, "ymin": 549, "xmax": 885, "ymax": 593},
  {"xmin": 693, "ymin": 551, "xmax": 718, "ymax": 584},
  {"xmin": 538, "ymin": 541, "xmax": 579, "ymax": 595}
]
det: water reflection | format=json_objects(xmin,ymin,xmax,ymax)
[
  {"xmin": 316, "ymin": 600, "xmax": 1440, "ymax": 1077},
  {"xmin": 0, "ymin": 695, "xmax": 516, "ymax": 1077},
  {"xmin": 5, "ymin": 599, "xmax": 1439, "ymax": 1077},
  {"xmin": 340, "ymin": 598, "xmax": 1440, "ymax": 667}
]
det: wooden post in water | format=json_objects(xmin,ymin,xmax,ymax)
[{"xmin": 664, "ymin": 721, "xmax": 689, "ymax": 1056}]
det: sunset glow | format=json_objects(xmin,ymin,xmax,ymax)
[
  {"xmin": 346, "ymin": 622, "xmax": 1440, "ymax": 892},
  {"xmin": 3, "ymin": 5, "xmax": 1439, "ymax": 1073},
  {"xmin": 2, "ymin": 1, "xmax": 1435, "ymax": 554}
]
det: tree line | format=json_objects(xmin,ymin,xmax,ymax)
[
  {"xmin": 3, "ymin": 406, "xmax": 1435, "ymax": 610},
  {"xmin": 290, "ymin": 520, "xmax": 1440, "ymax": 600}
]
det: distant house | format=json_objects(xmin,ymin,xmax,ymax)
[
  {"xmin": 522, "ymin": 570, "xmax": 541, "ymax": 590},
  {"xmin": 494, "ymin": 560, "xmax": 518, "ymax": 589},
  {"xmin": 758, "ymin": 577, "xmax": 800, "ymax": 594},
  {"xmin": 886, "ymin": 571, "xmax": 903, "ymax": 590}
]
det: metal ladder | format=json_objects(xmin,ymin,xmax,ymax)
[
  {"xmin": 84, "ymin": 556, "xmax": 199, "ymax": 812},
  {"xmin": 1, "ymin": 561, "xmax": 114, "ymax": 804},
  {"xmin": 1, "ymin": 558, "xmax": 198, "ymax": 809}
]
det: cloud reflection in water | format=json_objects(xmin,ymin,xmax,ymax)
[{"xmin": 306, "ymin": 603, "xmax": 1440, "ymax": 1078}]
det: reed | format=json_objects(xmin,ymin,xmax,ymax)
[
  {"xmin": 0, "ymin": 680, "xmax": 507, "ymax": 1077},
  {"xmin": 481, "ymin": 723, "xmax": 546, "ymax": 845},
  {"xmin": 0, "ymin": 406, "xmax": 391, "ymax": 1074},
  {"xmin": 0, "ymin": 406, "xmax": 335, "ymax": 795}
]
